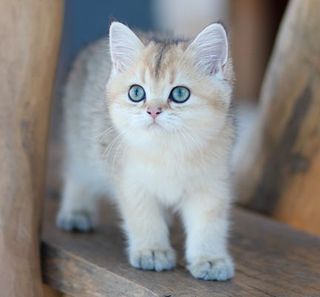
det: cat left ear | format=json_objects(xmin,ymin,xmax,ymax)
[
  {"xmin": 109, "ymin": 22, "xmax": 144, "ymax": 73},
  {"xmin": 186, "ymin": 23, "xmax": 228, "ymax": 76}
]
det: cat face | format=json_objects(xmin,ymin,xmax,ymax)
[{"xmin": 107, "ymin": 22, "xmax": 233, "ymax": 152}]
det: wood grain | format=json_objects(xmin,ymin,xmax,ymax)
[
  {"xmin": 43, "ymin": 285, "xmax": 63, "ymax": 297},
  {"xmin": 0, "ymin": 1, "xmax": 63, "ymax": 296},
  {"xmin": 235, "ymin": 0, "xmax": 320, "ymax": 235},
  {"xmin": 42, "ymin": 195, "xmax": 320, "ymax": 297}
]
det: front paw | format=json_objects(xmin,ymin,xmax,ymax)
[
  {"xmin": 188, "ymin": 257, "xmax": 234, "ymax": 281},
  {"xmin": 129, "ymin": 248, "xmax": 176, "ymax": 272},
  {"xmin": 56, "ymin": 209, "xmax": 94, "ymax": 232}
]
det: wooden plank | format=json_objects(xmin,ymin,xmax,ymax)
[
  {"xmin": 0, "ymin": 1, "xmax": 63, "ymax": 297},
  {"xmin": 42, "ymin": 196, "xmax": 320, "ymax": 297},
  {"xmin": 235, "ymin": 0, "xmax": 320, "ymax": 235},
  {"xmin": 43, "ymin": 285, "xmax": 71, "ymax": 297}
]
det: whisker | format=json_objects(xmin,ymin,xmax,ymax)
[
  {"xmin": 97, "ymin": 126, "xmax": 115, "ymax": 141},
  {"xmin": 102, "ymin": 132, "xmax": 123, "ymax": 160}
]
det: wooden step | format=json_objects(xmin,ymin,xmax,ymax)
[{"xmin": 41, "ymin": 195, "xmax": 320, "ymax": 297}]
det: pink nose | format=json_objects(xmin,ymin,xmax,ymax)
[{"xmin": 147, "ymin": 107, "xmax": 162, "ymax": 119}]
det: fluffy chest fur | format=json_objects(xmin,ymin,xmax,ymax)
[
  {"xmin": 123, "ymin": 150, "xmax": 193, "ymax": 205},
  {"xmin": 113, "ymin": 126, "xmax": 231, "ymax": 207}
]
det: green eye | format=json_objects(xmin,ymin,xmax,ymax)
[
  {"xmin": 169, "ymin": 86, "xmax": 190, "ymax": 103},
  {"xmin": 128, "ymin": 85, "xmax": 146, "ymax": 102}
]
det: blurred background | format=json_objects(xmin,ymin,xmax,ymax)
[{"xmin": 54, "ymin": 0, "xmax": 288, "ymax": 104}]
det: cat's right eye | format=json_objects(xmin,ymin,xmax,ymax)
[
  {"xmin": 169, "ymin": 86, "xmax": 190, "ymax": 103},
  {"xmin": 128, "ymin": 85, "xmax": 146, "ymax": 102}
]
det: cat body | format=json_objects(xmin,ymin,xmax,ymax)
[{"xmin": 57, "ymin": 22, "xmax": 235, "ymax": 280}]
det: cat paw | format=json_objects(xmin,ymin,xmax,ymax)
[
  {"xmin": 56, "ymin": 210, "xmax": 94, "ymax": 232},
  {"xmin": 188, "ymin": 257, "xmax": 234, "ymax": 281},
  {"xmin": 130, "ymin": 248, "xmax": 176, "ymax": 272}
]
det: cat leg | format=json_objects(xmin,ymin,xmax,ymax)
[
  {"xmin": 56, "ymin": 176, "xmax": 98, "ymax": 232},
  {"xmin": 118, "ymin": 186, "xmax": 176, "ymax": 271},
  {"xmin": 181, "ymin": 187, "xmax": 234, "ymax": 281}
]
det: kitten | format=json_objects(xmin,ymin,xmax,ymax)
[{"xmin": 57, "ymin": 22, "xmax": 235, "ymax": 281}]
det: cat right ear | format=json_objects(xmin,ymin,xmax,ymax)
[
  {"xmin": 186, "ymin": 23, "xmax": 229, "ymax": 77},
  {"xmin": 109, "ymin": 22, "xmax": 144, "ymax": 73}
]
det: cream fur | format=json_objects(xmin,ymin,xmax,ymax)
[{"xmin": 57, "ymin": 22, "xmax": 235, "ymax": 281}]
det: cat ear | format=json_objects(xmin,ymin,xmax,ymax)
[
  {"xmin": 109, "ymin": 22, "xmax": 144, "ymax": 73},
  {"xmin": 186, "ymin": 23, "xmax": 228, "ymax": 76}
]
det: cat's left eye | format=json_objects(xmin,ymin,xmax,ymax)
[
  {"xmin": 169, "ymin": 86, "xmax": 190, "ymax": 103},
  {"xmin": 128, "ymin": 85, "xmax": 146, "ymax": 102}
]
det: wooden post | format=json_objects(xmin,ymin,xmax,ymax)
[
  {"xmin": 0, "ymin": 1, "xmax": 63, "ymax": 296},
  {"xmin": 230, "ymin": 0, "xmax": 287, "ymax": 101},
  {"xmin": 235, "ymin": 0, "xmax": 320, "ymax": 235},
  {"xmin": 43, "ymin": 285, "xmax": 63, "ymax": 297}
]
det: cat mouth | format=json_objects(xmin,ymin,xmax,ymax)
[{"xmin": 147, "ymin": 121, "xmax": 162, "ymax": 129}]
